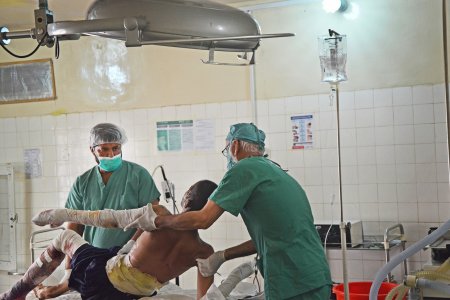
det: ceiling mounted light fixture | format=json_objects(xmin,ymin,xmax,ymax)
[
  {"xmin": 322, "ymin": 0, "xmax": 348, "ymax": 13},
  {"xmin": 0, "ymin": 0, "xmax": 295, "ymax": 65}
]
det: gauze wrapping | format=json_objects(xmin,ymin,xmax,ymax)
[{"xmin": 32, "ymin": 204, "xmax": 157, "ymax": 231}]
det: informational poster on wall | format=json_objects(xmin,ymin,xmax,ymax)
[
  {"xmin": 156, "ymin": 119, "xmax": 215, "ymax": 152},
  {"xmin": 24, "ymin": 148, "xmax": 42, "ymax": 178},
  {"xmin": 291, "ymin": 114, "xmax": 314, "ymax": 149}
]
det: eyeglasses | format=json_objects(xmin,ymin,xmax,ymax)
[
  {"xmin": 221, "ymin": 143, "xmax": 230, "ymax": 157},
  {"xmin": 93, "ymin": 144, "xmax": 122, "ymax": 156}
]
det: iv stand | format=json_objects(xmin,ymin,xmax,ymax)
[
  {"xmin": 320, "ymin": 29, "xmax": 349, "ymax": 300},
  {"xmin": 333, "ymin": 84, "xmax": 350, "ymax": 300}
]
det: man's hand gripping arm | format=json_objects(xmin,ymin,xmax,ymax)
[{"xmin": 196, "ymin": 240, "xmax": 257, "ymax": 277}]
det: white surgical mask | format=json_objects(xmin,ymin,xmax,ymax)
[{"xmin": 226, "ymin": 147, "xmax": 238, "ymax": 170}]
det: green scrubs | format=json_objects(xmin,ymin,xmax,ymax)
[
  {"xmin": 65, "ymin": 160, "xmax": 160, "ymax": 248},
  {"xmin": 210, "ymin": 157, "xmax": 332, "ymax": 299}
]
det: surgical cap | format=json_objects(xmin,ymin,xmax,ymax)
[
  {"xmin": 226, "ymin": 123, "xmax": 265, "ymax": 149},
  {"xmin": 89, "ymin": 123, "xmax": 128, "ymax": 147}
]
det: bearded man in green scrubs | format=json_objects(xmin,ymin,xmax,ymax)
[
  {"xmin": 38, "ymin": 123, "xmax": 160, "ymax": 299},
  {"xmin": 151, "ymin": 123, "xmax": 332, "ymax": 300}
]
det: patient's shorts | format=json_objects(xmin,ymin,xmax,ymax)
[
  {"xmin": 106, "ymin": 254, "xmax": 165, "ymax": 296},
  {"xmin": 69, "ymin": 244, "xmax": 141, "ymax": 300}
]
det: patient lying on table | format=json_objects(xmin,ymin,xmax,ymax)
[{"xmin": 1, "ymin": 180, "xmax": 218, "ymax": 300}]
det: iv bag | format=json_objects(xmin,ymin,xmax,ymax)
[{"xmin": 318, "ymin": 35, "xmax": 347, "ymax": 83}]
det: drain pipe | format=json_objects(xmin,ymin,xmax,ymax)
[
  {"xmin": 250, "ymin": 63, "xmax": 258, "ymax": 125},
  {"xmin": 443, "ymin": 0, "xmax": 450, "ymax": 181}
]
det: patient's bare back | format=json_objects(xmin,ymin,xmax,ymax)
[{"xmin": 128, "ymin": 205, "xmax": 213, "ymax": 283}]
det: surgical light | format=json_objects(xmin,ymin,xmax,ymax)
[
  {"xmin": 0, "ymin": 0, "xmax": 295, "ymax": 65},
  {"xmin": 322, "ymin": 0, "xmax": 348, "ymax": 13}
]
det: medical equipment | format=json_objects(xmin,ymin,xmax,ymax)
[
  {"xmin": 318, "ymin": 29, "xmax": 349, "ymax": 300},
  {"xmin": 152, "ymin": 165, "xmax": 179, "ymax": 214},
  {"xmin": 370, "ymin": 219, "xmax": 450, "ymax": 300},
  {"xmin": 315, "ymin": 220, "xmax": 363, "ymax": 248},
  {"xmin": 0, "ymin": 0, "xmax": 294, "ymax": 64}
]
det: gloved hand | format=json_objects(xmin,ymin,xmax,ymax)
[
  {"xmin": 117, "ymin": 240, "xmax": 135, "ymax": 255},
  {"xmin": 196, "ymin": 250, "xmax": 226, "ymax": 277},
  {"xmin": 59, "ymin": 269, "xmax": 72, "ymax": 284},
  {"xmin": 124, "ymin": 204, "xmax": 157, "ymax": 232}
]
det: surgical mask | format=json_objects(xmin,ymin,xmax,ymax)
[
  {"xmin": 97, "ymin": 154, "xmax": 122, "ymax": 172},
  {"xmin": 226, "ymin": 147, "xmax": 238, "ymax": 170}
]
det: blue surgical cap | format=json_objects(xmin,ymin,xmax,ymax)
[
  {"xmin": 226, "ymin": 123, "xmax": 265, "ymax": 149},
  {"xmin": 89, "ymin": 123, "xmax": 127, "ymax": 147}
]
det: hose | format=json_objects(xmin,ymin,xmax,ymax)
[
  {"xmin": 385, "ymin": 284, "xmax": 409, "ymax": 300},
  {"xmin": 416, "ymin": 278, "xmax": 450, "ymax": 295}
]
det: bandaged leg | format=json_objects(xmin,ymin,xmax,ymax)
[
  {"xmin": 218, "ymin": 260, "xmax": 255, "ymax": 297},
  {"xmin": 0, "ymin": 230, "xmax": 86, "ymax": 300},
  {"xmin": 32, "ymin": 204, "xmax": 156, "ymax": 231},
  {"xmin": 52, "ymin": 229, "xmax": 88, "ymax": 256},
  {"xmin": 0, "ymin": 245, "xmax": 65, "ymax": 300}
]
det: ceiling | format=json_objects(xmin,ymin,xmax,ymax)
[{"xmin": 0, "ymin": 0, "xmax": 269, "ymax": 31}]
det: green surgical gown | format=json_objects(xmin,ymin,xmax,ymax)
[
  {"xmin": 210, "ymin": 157, "xmax": 332, "ymax": 299},
  {"xmin": 65, "ymin": 160, "xmax": 160, "ymax": 248}
]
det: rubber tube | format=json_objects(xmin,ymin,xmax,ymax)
[
  {"xmin": 385, "ymin": 284, "xmax": 409, "ymax": 300},
  {"xmin": 414, "ymin": 270, "xmax": 450, "ymax": 282},
  {"xmin": 416, "ymin": 278, "xmax": 450, "ymax": 295}
]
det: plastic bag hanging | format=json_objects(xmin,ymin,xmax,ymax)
[{"xmin": 318, "ymin": 31, "xmax": 348, "ymax": 83}]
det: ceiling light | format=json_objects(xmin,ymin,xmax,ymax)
[{"xmin": 322, "ymin": 0, "xmax": 348, "ymax": 13}]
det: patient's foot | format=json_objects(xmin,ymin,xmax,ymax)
[
  {"xmin": 32, "ymin": 209, "xmax": 66, "ymax": 227},
  {"xmin": 0, "ymin": 291, "xmax": 26, "ymax": 300}
]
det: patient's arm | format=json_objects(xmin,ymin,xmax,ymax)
[
  {"xmin": 197, "ymin": 269, "xmax": 214, "ymax": 300},
  {"xmin": 32, "ymin": 204, "xmax": 158, "ymax": 232},
  {"xmin": 33, "ymin": 281, "xmax": 69, "ymax": 299}
]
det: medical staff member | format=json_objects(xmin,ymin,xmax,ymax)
[
  {"xmin": 46, "ymin": 123, "xmax": 160, "ymax": 299},
  {"xmin": 151, "ymin": 123, "xmax": 332, "ymax": 300}
]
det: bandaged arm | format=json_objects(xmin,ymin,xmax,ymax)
[{"xmin": 32, "ymin": 204, "xmax": 158, "ymax": 232}]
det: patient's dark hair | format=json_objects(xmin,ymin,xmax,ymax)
[{"xmin": 183, "ymin": 180, "xmax": 218, "ymax": 212}]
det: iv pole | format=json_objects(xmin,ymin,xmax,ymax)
[{"xmin": 319, "ymin": 29, "xmax": 349, "ymax": 300}]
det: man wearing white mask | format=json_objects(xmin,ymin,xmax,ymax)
[{"xmin": 39, "ymin": 123, "xmax": 160, "ymax": 298}]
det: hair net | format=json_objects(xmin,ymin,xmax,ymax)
[
  {"xmin": 89, "ymin": 123, "xmax": 128, "ymax": 147},
  {"xmin": 226, "ymin": 123, "xmax": 265, "ymax": 149}
]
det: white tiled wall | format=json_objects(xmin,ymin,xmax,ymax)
[{"xmin": 0, "ymin": 84, "xmax": 448, "ymax": 291}]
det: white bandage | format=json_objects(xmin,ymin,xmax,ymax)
[
  {"xmin": 32, "ymin": 205, "xmax": 155, "ymax": 231},
  {"xmin": 117, "ymin": 240, "xmax": 136, "ymax": 255},
  {"xmin": 59, "ymin": 269, "xmax": 72, "ymax": 284},
  {"xmin": 43, "ymin": 250, "xmax": 52, "ymax": 263},
  {"xmin": 35, "ymin": 258, "xmax": 44, "ymax": 267},
  {"xmin": 52, "ymin": 230, "xmax": 88, "ymax": 255},
  {"xmin": 218, "ymin": 260, "xmax": 255, "ymax": 297}
]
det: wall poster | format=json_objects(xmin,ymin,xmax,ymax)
[
  {"xmin": 291, "ymin": 114, "xmax": 314, "ymax": 149},
  {"xmin": 156, "ymin": 119, "xmax": 214, "ymax": 152}
]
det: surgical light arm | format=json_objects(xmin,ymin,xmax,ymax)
[{"xmin": 0, "ymin": 0, "xmax": 294, "ymax": 63}]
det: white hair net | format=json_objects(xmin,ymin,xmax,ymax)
[{"xmin": 89, "ymin": 123, "xmax": 128, "ymax": 147}]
